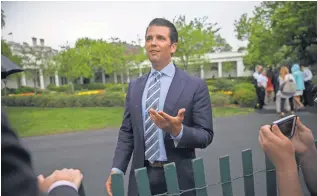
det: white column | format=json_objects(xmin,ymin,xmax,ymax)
[
  {"xmin": 200, "ymin": 64, "xmax": 204, "ymax": 79},
  {"xmin": 236, "ymin": 59, "xmax": 244, "ymax": 77},
  {"xmin": 218, "ymin": 62, "xmax": 222, "ymax": 78},
  {"xmin": 139, "ymin": 66, "xmax": 142, "ymax": 77},
  {"xmin": 127, "ymin": 69, "xmax": 130, "ymax": 83},
  {"xmin": 39, "ymin": 69, "xmax": 44, "ymax": 89},
  {"xmin": 79, "ymin": 76, "xmax": 84, "ymax": 84},
  {"xmin": 55, "ymin": 71, "xmax": 60, "ymax": 86},
  {"xmin": 114, "ymin": 72, "xmax": 118, "ymax": 84},
  {"xmin": 101, "ymin": 69, "xmax": 106, "ymax": 84},
  {"xmin": 21, "ymin": 72, "xmax": 27, "ymax": 86}
]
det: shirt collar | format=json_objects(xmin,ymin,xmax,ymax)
[{"xmin": 150, "ymin": 61, "xmax": 175, "ymax": 78}]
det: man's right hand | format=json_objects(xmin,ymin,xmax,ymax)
[
  {"xmin": 37, "ymin": 168, "xmax": 83, "ymax": 193},
  {"xmin": 291, "ymin": 118, "xmax": 316, "ymax": 156},
  {"xmin": 106, "ymin": 171, "xmax": 116, "ymax": 196},
  {"xmin": 259, "ymin": 124, "xmax": 295, "ymax": 169}
]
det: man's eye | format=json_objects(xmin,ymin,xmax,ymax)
[{"xmin": 146, "ymin": 37, "xmax": 152, "ymax": 41}]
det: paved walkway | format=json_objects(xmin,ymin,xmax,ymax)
[{"xmin": 22, "ymin": 110, "xmax": 316, "ymax": 196}]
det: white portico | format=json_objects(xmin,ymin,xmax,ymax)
[
  {"xmin": 134, "ymin": 51, "xmax": 251, "ymax": 80},
  {"xmin": 200, "ymin": 51, "xmax": 251, "ymax": 79}
]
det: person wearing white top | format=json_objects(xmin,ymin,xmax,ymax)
[
  {"xmin": 253, "ymin": 66, "xmax": 264, "ymax": 109},
  {"xmin": 256, "ymin": 69, "xmax": 267, "ymax": 109}
]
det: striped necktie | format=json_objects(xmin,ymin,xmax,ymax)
[{"xmin": 144, "ymin": 71, "xmax": 162, "ymax": 162}]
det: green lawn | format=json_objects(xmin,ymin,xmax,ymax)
[{"xmin": 4, "ymin": 106, "xmax": 254, "ymax": 137}]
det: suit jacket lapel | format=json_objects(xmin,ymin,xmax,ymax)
[
  {"xmin": 163, "ymin": 66, "xmax": 187, "ymax": 141},
  {"xmin": 163, "ymin": 66, "xmax": 186, "ymax": 115},
  {"xmin": 134, "ymin": 73, "xmax": 150, "ymax": 141}
]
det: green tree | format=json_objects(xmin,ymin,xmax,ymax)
[
  {"xmin": 234, "ymin": 2, "xmax": 317, "ymax": 69},
  {"xmin": 1, "ymin": 40, "xmax": 23, "ymax": 96},
  {"xmin": 173, "ymin": 15, "xmax": 219, "ymax": 71},
  {"xmin": 131, "ymin": 35, "xmax": 147, "ymax": 77},
  {"xmin": 212, "ymin": 34, "xmax": 232, "ymax": 52},
  {"xmin": 74, "ymin": 37, "xmax": 114, "ymax": 83},
  {"xmin": 51, "ymin": 44, "xmax": 92, "ymax": 92},
  {"xmin": 108, "ymin": 37, "xmax": 136, "ymax": 92},
  {"xmin": 1, "ymin": 39, "xmax": 12, "ymax": 57}
]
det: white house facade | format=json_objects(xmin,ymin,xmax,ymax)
[{"xmin": 2, "ymin": 38, "xmax": 251, "ymax": 90}]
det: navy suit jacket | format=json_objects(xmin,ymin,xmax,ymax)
[{"xmin": 112, "ymin": 65, "xmax": 214, "ymax": 196}]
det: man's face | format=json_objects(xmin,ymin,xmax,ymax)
[
  {"xmin": 145, "ymin": 26, "xmax": 177, "ymax": 65},
  {"xmin": 258, "ymin": 66, "xmax": 263, "ymax": 73}
]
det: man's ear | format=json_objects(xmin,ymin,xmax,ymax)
[{"xmin": 171, "ymin": 42, "xmax": 178, "ymax": 54}]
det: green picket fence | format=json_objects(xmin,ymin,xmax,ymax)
[{"xmin": 111, "ymin": 140, "xmax": 317, "ymax": 196}]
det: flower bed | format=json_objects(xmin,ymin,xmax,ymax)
[
  {"xmin": 8, "ymin": 92, "xmax": 38, "ymax": 96},
  {"xmin": 76, "ymin": 90, "xmax": 105, "ymax": 96}
]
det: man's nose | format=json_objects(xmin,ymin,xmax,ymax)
[{"xmin": 150, "ymin": 38, "xmax": 157, "ymax": 46}]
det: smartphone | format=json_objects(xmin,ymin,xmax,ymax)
[{"xmin": 272, "ymin": 114, "xmax": 297, "ymax": 138}]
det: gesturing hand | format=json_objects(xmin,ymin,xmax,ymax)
[{"xmin": 149, "ymin": 108, "xmax": 185, "ymax": 137}]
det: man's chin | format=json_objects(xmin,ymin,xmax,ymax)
[{"xmin": 149, "ymin": 57, "xmax": 160, "ymax": 63}]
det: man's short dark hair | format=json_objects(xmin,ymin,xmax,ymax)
[{"xmin": 146, "ymin": 18, "xmax": 178, "ymax": 44}]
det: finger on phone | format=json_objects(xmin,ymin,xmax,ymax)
[
  {"xmin": 259, "ymin": 127, "xmax": 267, "ymax": 144},
  {"xmin": 271, "ymin": 124, "xmax": 285, "ymax": 138},
  {"xmin": 260, "ymin": 125, "xmax": 272, "ymax": 137},
  {"xmin": 296, "ymin": 117, "xmax": 309, "ymax": 132}
]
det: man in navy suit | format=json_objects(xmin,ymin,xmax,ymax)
[{"xmin": 106, "ymin": 18, "xmax": 214, "ymax": 196}]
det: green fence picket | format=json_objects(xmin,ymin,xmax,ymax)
[
  {"xmin": 164, "ymin": 162, "xmax": 180, "ymax": 195},
  {"xmin": 192, "ymin": 158, "xmax": 208, "ymax": 196},
  {"xmin": 265, "ymin": 156, "xmax": 277, "ymax": 196},
  {"xmin": 242, "ymin": 149, "xmax": 255, "ymax": 196},
  {"xmin": 219, "ymin": 155, "xmax": 233, "ymax": 196},
  {"xmin": 111, "ymin": 173, "xmax": 124, "ymax": 196},
  {"xmin": 134, "ymin": 167, "xmax": 151, "ymax": 196}
]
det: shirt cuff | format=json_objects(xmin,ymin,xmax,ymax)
[
  {"xmin": 48, "ymin": 180, "xmax": 78, "ymax": 193},
  {"xmin": 111, "ymin": 168, "xmax": 124, "ymax": 175},
  {"xmin": 170, "ymin": 124, "xmax": 183, "ymax": 141}
]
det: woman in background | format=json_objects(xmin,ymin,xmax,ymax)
[
  {"xmin": 265, "ymin": 65, "xmax": 274, "ymax": 104},
  {"xmin": 291, "ymin": 64, "xmax": 305, "ymax": 109},
  {"xmin": 278, "ymin": 66, "xmax": 295, "ymax": 117}
]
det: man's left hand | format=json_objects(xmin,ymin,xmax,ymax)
[{"xmin": 149, "ymin": 108, "xmax": 185, "ymax": 137}]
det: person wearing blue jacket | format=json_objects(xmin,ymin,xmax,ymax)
[{"xmin": 291, "ymin": 63, "xmax": 305, "ymax": 109}]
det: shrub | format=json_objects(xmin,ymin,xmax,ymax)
[
  {"xmin": 16, "ymin": 86, "xmax": 35, "ymax": 93},
  {"xmin": 74, "ymin": 83, "xmax": 107, "ymax": 90},
  {"xmin": 208, "ymin": 85, "xmax": 216, "ymax": 92},
  {"xmin": 205, "ymin": 77, "xmax": 253, "ymax": 87},
  {"xmin": 210, "ymin": 92, "xmax": 231, "ymax": 107},
  {"xmin": 212, "ymin": 79, "xmax": 235, "ymax": 91},
  {"xmin": 2, "ymin": 86, "xmax": 47, "ymax": 95},
  {"xmin": 1, "ymin": 93, "xmax": 125, "ymax": 108},
  {"xmin": 1, "ymin": 87, "xmax": 17, "ymax": 95},
  {"xmin": 206, "ymin": 80, "xmax": 214, "ymax": 86},
  {"xmin": 106, "ymin": 84, "xmax": 124, "ymax": 92},
  {"xmin": 47, "ymin": 84, "xmax": 72, "ymax": 93},
  {"xmin": 233, "ymin": 83, "xmax": 255, "ymax": 94},
  {"xmin": 233, "ymin": 88, "xmax": 257, "ymax": 107}
]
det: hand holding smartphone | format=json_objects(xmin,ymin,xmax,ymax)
[{"xmin": 272, "ymin": 114, "xmax": 297, "ymax": 138}]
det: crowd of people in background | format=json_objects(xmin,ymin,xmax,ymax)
[{"xmin": 253, "ymin": 63, "xmax": 315, "ymax": 117}]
